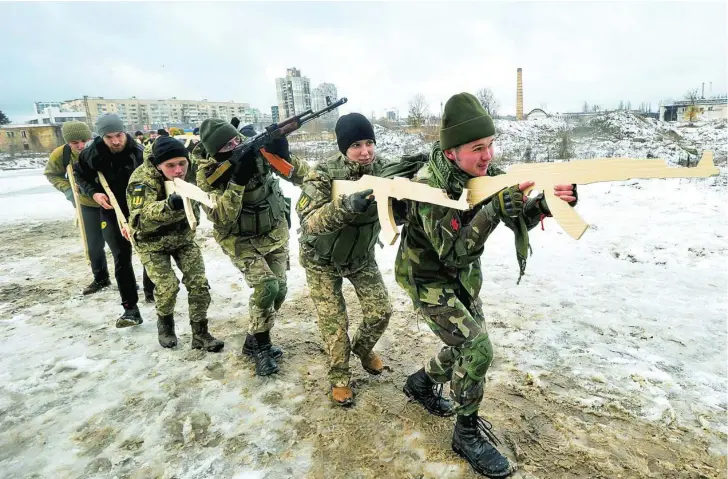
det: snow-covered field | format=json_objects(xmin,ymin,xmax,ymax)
[{"xmin": 0, "ymin": 118, "xmax": 726, "ymax": 478}]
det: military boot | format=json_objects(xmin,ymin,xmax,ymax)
[
  {"xmin": 190, "ymin": 321, "xmax": 224, "ymax": 352},
  {"xmin": 156, "ymin": 314, "xmax": 177, "ymax": 348},
  {"xmin": 253, "ymin": 344, "xmax": 279, "ymax": 376},
  {"xmin": 331, "ymin": 385, "xmax": 354, "ymax": 407},
  {"xmin": 242, "ymin": 334, "xmax": 283, "ymax": 360},
  {"xmin": 354, "ymin": 350, "xmax": 384, "ymax": 375},
  {"xmin": 116, "ymin": 303, "xmax": 143, "ymax": 328},
  {"xmin": 452, "ymin": 413, "xmax": 513, "ymax": 478},
  {"xmin": 83, "ymin": 277, "xmax": 111, "ymax": 295},
  {"xmin": 403, "ymin": 368, "xmax": 455, "ymax": 417}
]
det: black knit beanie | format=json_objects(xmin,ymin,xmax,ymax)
[
  {"xmin": 335, "ymin": 113, "xmax": 375, "ymax": 156},
  {"xmin": 157, "ymin": 129, "xmax": 169, "ymax": 137},
  {"xmin": 151, "ymin": 136, "xmax": 189, "ymax": 166}
]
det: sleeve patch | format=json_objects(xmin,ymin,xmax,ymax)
[
  {"xmin": 130, "ymin": 184, "xmax": 145, "ymax": 207},
  {"xmin": 297, "ymin": 193, "xmax": 311, "ymax": 211}
]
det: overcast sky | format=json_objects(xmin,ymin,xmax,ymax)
[{"xmin": 2, "ymin": 1, "xmax": 726, "ymax": 123}]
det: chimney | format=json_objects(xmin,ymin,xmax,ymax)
[
  {"xmin": 702, "ymin": 82, "xmax": 705, "ymax": 99},
  {"xmin": 516, "ymin": 68, "xmax": 524, "ymax": 120}
]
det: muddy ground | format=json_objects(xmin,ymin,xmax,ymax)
[{"xmin": 0, "ymin": 220, "xmax": 725, "ymax": 479}]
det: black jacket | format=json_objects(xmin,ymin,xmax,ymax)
[{"xmin": 74, "ymin": 134, "xmax": 144, "ymax": 218}]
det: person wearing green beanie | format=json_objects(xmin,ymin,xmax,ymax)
[
  {"xmin": 44, "ymin": 121, "xmax": 113, "ymax": 296},
  {"xmin": 192, "ymin": 117, "xmax": 311, "ymax": 376},
  {"xmin": 395, "ymin": 92, "xmax": 578, "ymax": 478}
]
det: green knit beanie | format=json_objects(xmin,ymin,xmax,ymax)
[
  {"xmin": 62, "ymin": 121, "xmax": 92, "ymax": 143},
  {"xmin": 200, "ymin": 118, "xmax": 239, "ymax": 155},
  {"xmin": 439, "ymin": 92, "xmax": 496, "ymax": 150}
]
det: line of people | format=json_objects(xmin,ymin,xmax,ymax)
[{"xmin": 47, "ymin": 93, "xmax": 577, "ymax": 478}]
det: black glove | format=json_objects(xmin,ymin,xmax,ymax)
[
  {"xmin": 265, "ymin": 137, "xmax": 290, "ymax": 161},
  {"xmin": 536, "ymin": 184, "xmax": 578, "ymax": 217},
  {"xmin": 167, "ymin": 193, "xmax": 184, "ymax": 211},
  {"xmin": 347, "ymin": 189, "xmax": 374, "ymax": 213},
  {"xmin": 493, "ymin": 184, "xmax": 525, "ymax": 218},
  {"xmin": 231, "ymin": 148, "xmax": 260, "ymax": 185}
]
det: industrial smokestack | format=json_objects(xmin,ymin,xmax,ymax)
[
  {"xmin": 702, "ymin": 82, "xmax": 705, "ymax": 99},
  {"xmin": 516, "ymin": 68, "xmax": 523, "ymax": 120}
]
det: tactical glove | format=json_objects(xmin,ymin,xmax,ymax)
[
  {"xmin": 231, "ymin": 153, "xmax": 260, "ymax": 186},
  {"xmin": 494, "ymin": 184, "xmax": 525, "ymax": 218},
  {"xmin": 347, "ymin": 189, "xmax": 374, "ymax": 213},
  {"xmin": 167, "ymin": 193, "xmax": 184, "ymax": 211},
  {"xmin": 533, "ymin": 184, "xmax": 578, "ymax": 217},
  {"xmin": 265, "ymin": 137, "xmax": 290, "ymax": 161}
]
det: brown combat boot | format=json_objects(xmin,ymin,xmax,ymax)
[
  {"xmin": 355, "ymin": 351, "xmax": 384, "ymax": 375},
  {"xmin": 331, "ymin": 386, "xmax": 354, "ymax": 407}
]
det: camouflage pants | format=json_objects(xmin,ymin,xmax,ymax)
[
  {"xmin": 137, "ymin": 242, "xmax": 211, "ymax": 322},
  {"xmin": 419, "ymin": 294, "xmax": 493, "ymax": 416},
  {"xmin": 306, "ymin": 261, "xmax": 392, "ymax": 387},
  {"xmin": 221, "ymin": 241, "xmax": 289, "ymax": 334}
]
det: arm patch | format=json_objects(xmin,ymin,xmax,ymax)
[{"xmin": 129, "ymin": 184, "xmax": 146, "ymax": 207}]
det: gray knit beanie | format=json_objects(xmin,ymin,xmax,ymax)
[{"xmin": 95, "ymin": 114, "xmax": 126, "ymax": 137}]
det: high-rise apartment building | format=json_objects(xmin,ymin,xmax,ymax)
[
  {"xmin": 311, "ymin": 82, "xmax": 339, "ymax": 126},
  {"xmin": 275, "ymin": 68, "xmax": 311, "ymax": 119}
]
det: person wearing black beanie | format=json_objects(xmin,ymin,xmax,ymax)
[
  {"xmin": 126, "ymin": 135, "xmax": 224, "ymax": 352},
  {"xmin": 157, "ymin": 129, "xmax": 170, "ymax": 137},
  {"xmin": 295, "ymin": 111, "xmax": 392, "ymax": 407}
]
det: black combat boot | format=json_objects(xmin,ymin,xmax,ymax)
[
  {"xmin": 156, "ymin": 314, "xmax": 177, "ymax": 348},
  {"xmin": 403, "ymin": 368, "xmax": 455, "ymax": 417},
  {"xmin": 452, "ymin": 413, "xmax": 513, "ymax": 478},
  {"xmin": 83, "ymin": 277, "xmax": 111, "ymax": 295},
  {"xmin": 252, "ymin": 331, "xmax": 279, "ymax": 376},
  {"xmin": 242, "ymin": 334, "xmax": 283, "ymax": 360},
  {"xmin": 116, "ymin": 303, "xmax": 143, "ymax": 328},
  {"xmin": 190, "ymin": 320, "xmax": 224, "ymax": 352}
]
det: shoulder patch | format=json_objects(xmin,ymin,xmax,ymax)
[
  {"xmin": 296, "ymin": 194, "xmax": 311, "ymax": 211},
  {"xmin": 129, "ymin": 184, "xmax": 145, "ymax": 207}
]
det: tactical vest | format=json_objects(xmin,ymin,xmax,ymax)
[
  {"xmin": 234, "ymin": 173, "xmax": 289, "ymax": 237},
  {"xmin": 302, "ymin": 157, "xmax": 381, "ymax": 268}
]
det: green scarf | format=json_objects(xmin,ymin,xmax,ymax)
[{"xmin": 429, "ymin": 142, "xmax": 531, "ymax": 284}]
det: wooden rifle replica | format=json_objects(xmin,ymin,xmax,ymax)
[
  {"xmin": 332, "ymin": 151, "xmax": 719, "ymax": 244},
  {"xmin": 163, "ymin": 178, "xmax": 217, "ymax": 231},
  {"xmin": 66, "ymin": 164, "xmax": 90, "ymax": 264},
  {"xmin": 97, "ymin": 172, "xmax": 137, "ymax": 249},
  {"xmin": 206, "ymin": 96, "xmax": 348, "ymax": 185}
]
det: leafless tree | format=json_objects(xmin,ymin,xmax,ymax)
[
  {"xmin": 474, "ymin": 88, "xmax": 500, "ymax": 118},
  {"xmin": 685, "ymin": 89, "xmax": 700, "ymax": 123},
  {"xmin": 582, "ymin": 101, "xmax": 590, "ymax": 113},
  {"xmin": 408, "ymin": 93, "xmax": 429, "ymax": 127}
]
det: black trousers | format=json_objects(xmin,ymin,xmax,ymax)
[
  {"xmin": 79, "ymin": 204, "xmax": 109, "ymax": 281},
  {"xmin": 99, "ymin": 208, "xmax": 155, "ymax": 306}
]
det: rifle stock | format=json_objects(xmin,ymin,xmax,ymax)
[
  {"xmin": 466, "ymin": 151, "xmax": 719, "ymax": 239},
  {"xmin": 67, "ymin": 164, "xmax": 90, "ymax": 264},
  {"xmin": 164, "ymin": 178, "xmax": 217, "ymax": 231}
]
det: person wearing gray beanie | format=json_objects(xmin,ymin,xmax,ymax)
[{"xmin": 95, "ymin": 114, "xmax": 126, "ymax": 137}]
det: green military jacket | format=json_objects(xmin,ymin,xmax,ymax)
[
  {"xmin": 296, "ymin": 152, "xmax": 387, "ymax": 276},
  {"xmin": 44, "ymin": 144, "xmax": 98, "ymax": 208},
  {"xmin": 395, "ymin": 142, "xmax": 543, "ymax": 307},
  {"xmin": 193, "ymin": 135, "xmax": 309, "ymax": 255},
  {"xmin": 126, "ymin": 158, "xmax": 199, "ymax": 253}
]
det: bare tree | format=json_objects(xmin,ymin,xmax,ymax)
[
  {"xmin": 582, "ymin": 101, "xmax": 590, "ymax": 113},
  {"xmin": 408, "ymin": 93, "xmax": 429, "ymax": 127},
  {"xmin": 591, "ymin": 104, "xmax": 601, "ymax": 112},
  {"xmin": 474, "ymin": 88, "xmax": 500, "ymax": 118},
  {"xmin": 685, "ymin": 89, "xmax": 700, "ymax": 123}
]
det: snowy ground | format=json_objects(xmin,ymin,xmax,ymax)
[{"xmin": 1, "ymin": 121, "xmax": 727, "ymax": 478}]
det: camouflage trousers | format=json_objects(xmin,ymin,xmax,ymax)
[
  {"xmin": 419, "ymin": 294, "xmax": 493, "ymax": 416},
  {"xmin": 137, "ymin": 242, "xmax": 211, "ymax": 322},
  {"xmin": 221, "ymin": 241, "xmax": 289, "ymax": 334},
  {"xmin": 306, "ymin": 261, "xmax": 392, "ymax": 387}
]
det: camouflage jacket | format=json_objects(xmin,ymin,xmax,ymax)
[
  {"xmin": 44, "ymin": 145, "xmax": 98, "ymax": 208},
  {"xmin": 192, "ymin": 135, "xmax": 309, "ymax": 254},
  {"xmin": 296, "ymin": 152, "xmax": 389, "ymax": 275},
  {"xmin": 395, "ymin": 142, "xmax": 544, "ymax": 306},
  {"xmin": 126, "ymin": 158, "xmax": 199, "ymax": 253}
]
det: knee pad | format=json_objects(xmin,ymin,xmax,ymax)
[
  {"xmin": 464, "ymin": 333, "xmax": 493, "ymax": 380},
  {"xmin": 273, "ymin": 281, "xmax": 287, "ymax": 311},
  {"xmin": 252, "ymin": 279, "xmax": 279, "ymax": 310}
]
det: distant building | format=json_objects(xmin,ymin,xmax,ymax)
[
  {"xmin": 28, "ymin": 107, "xmax": 86, "ymax": 125},
  {"xmin": 660, "ymin": 97, "xmax": 728, "ymax": 122},
  {"xmin": 61, "ymin": 96, "xmax": 251, "ymax": 131},
  {"xmin": 525, "ymin": 108, "xmax": 549, "ymax": 120},
  {"xmin": 271, "ymin": 106, "xmax": 279, "ymax": 123},
  {"xmin": 0, "ymin": 125, "xmax": 63, "ymax": 154},
  {"xmin": 311, "ymin": 82, "xmax": 339, "ymax": 126},
  {"xmin": 275, "ymin": 67, "xmax": 311, "ymax": 119},
  {"xmin": 33, "ymin": 101, "xmax": 65, "ymax": 115}
]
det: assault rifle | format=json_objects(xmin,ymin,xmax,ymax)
[{"xmin": 206, "ymin": 96, "xmax": 348, "ymax": 185}]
